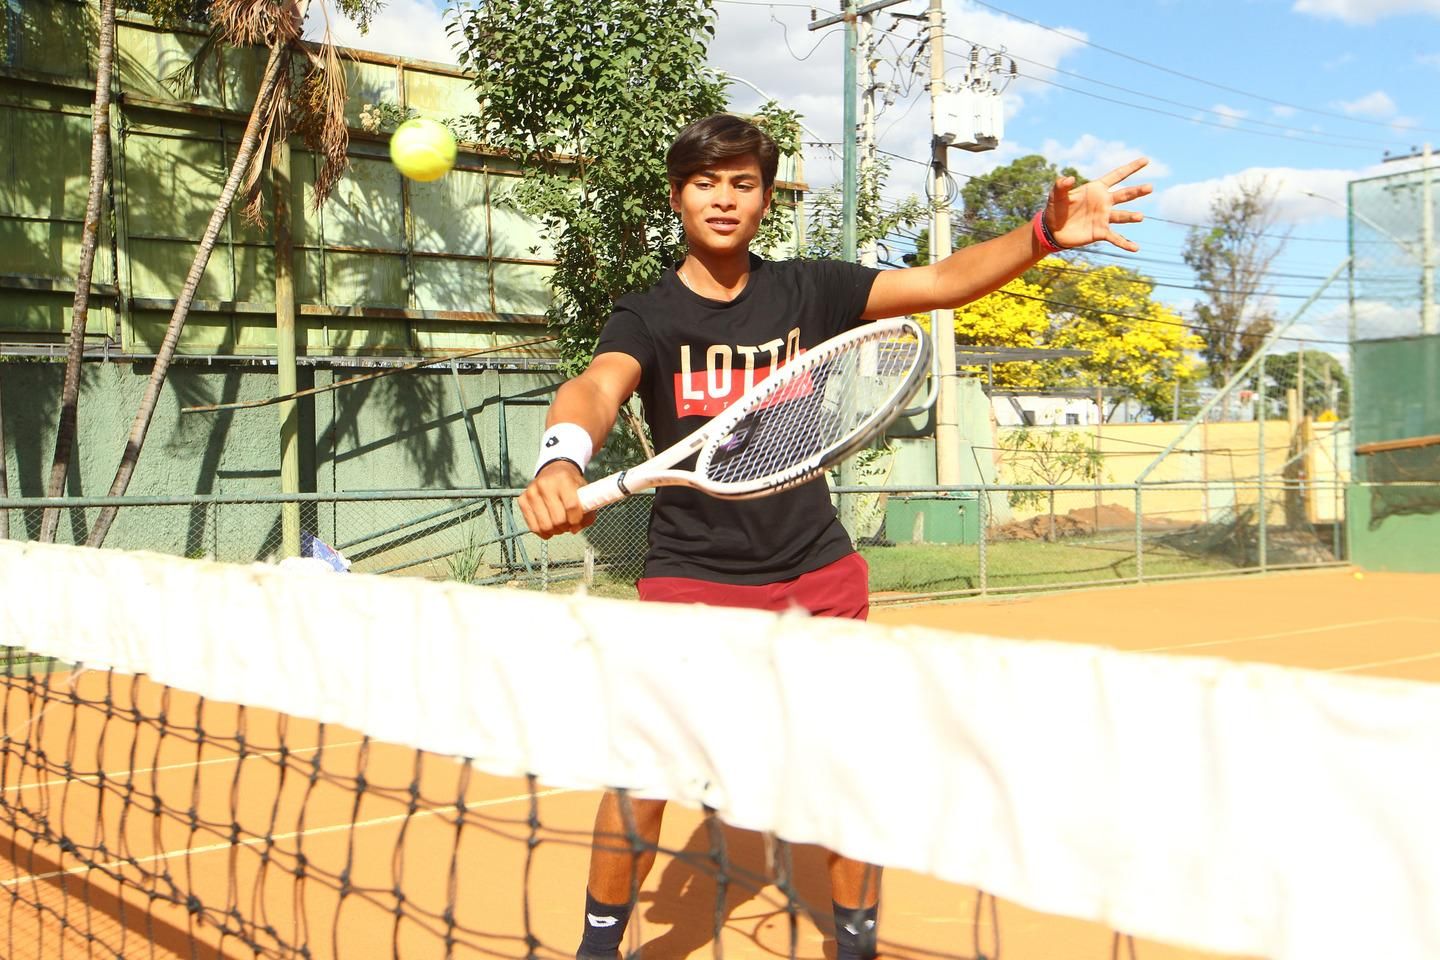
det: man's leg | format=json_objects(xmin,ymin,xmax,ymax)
[
  {"xmin": 829, "ymin": 854, "xmax": 882, "ymax": 960},
  {"xmin": 577, "ymin": 791, "xmax": 667, "ymax": 960},
  {"xmin": 795, "ymin": 555, "xmax": 883, "ymax": 958}
]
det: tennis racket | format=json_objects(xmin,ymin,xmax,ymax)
[{"xmin": 577, "ymin": 317, "xmax": 931, "ymax": 511}]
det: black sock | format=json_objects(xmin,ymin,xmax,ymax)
[
  {"xmin": 578, "ymin": 890, "xmax": 632, "ymax": 958},
  {"xmin": 833, "ymin": 901, "xmax": 879, "ymax": 960}
]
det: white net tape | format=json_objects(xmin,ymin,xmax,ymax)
[{"xmin": 3, "ymin": 540, "xmax": 1439, "ymax": 959}]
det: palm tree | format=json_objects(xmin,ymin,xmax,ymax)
[
  {"xmin": 87, "ymin": 0, "xmax": 366, "ymax": 547},
  {"xmin": 39, "ymin": 0, "xmax": 118, "ymax": 543}
]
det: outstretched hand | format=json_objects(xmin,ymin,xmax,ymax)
[{"xmin": 1046, "ymin": 158, "xmax": 1151, "ymax": 253}]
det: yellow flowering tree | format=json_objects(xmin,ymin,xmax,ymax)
[
  {"xmin": 1037, "ymin": 261, "xmax": 1204, "ymax": 418},
  {"xmin": 947, "ymin": 273, "xmax": 1051, "ymax": 389}
]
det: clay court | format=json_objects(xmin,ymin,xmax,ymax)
[{"xmin": 4, "ymin": 567, "xmax": 1438, "ymax": 959}]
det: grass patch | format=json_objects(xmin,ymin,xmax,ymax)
[{"xmin": 862, "ymin": 536, "xmax": 1238, "ymax": 595}]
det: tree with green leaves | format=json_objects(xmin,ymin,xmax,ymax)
[
  {"xmin": 956, "ymin": 154, "xmax": 1083, "ymax": 248},
  {"xmin": 87, "ymin": 0, "xmax": 384, "ymax": 547},
  {"xmin": 998, "ymin": 428, "xmax": 1104, "ymax": 541},
  {"xmin": 907, "ymin": 155, "xmax": 1083, "ymax": 263},
  {"xmin": 448, "ymin": 0, "xmax": 732, "ymax": 376},
  {"xmin": 802, "ymin": 157, "xmax": 925, "ymax": 262},
  {"xmin": 1034, "ymin": 260, "xmax": 1204, "ymax": 420},
  {"xmin": 1182, "ymin": 179, "xmax": 1286, "ymax": 419},
  {"xmin": 1261, "ymin": 349, "xmax": 1350, "ymax": 419}
]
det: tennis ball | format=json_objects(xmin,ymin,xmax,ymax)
[
  {"xmin": 1353, "ymin": 570, "xmax": 1365, "ymax": 580},
  {"xmin": 389, "ymin": 118, "xmax": 456, "ymax": 182}
]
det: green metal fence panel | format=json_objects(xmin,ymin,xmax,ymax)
[
  {"xmin": 3, "ymin": 0, "xmax": 91, "ymax": 78},
  {"xmin": 487, "ymin": 171, "xmax": 554, "ymax": 260},
  {"xmin": 402, "ymin": 67, "xmax": 474, "ymax": 120},
  {"xmin": 341, "ymin": 57, "xmax": 402, "ymax": 130},
  {"xmin": 410, "ymin": 165, "xmax": 489, "ymax": 255},
  {"xmin": 1353, "ymin": 336, "xmax": 1440, "ymax": 447}
]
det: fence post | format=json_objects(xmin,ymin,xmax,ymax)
[
  {"xmin": 1258, "ymin": 355, "xmax": 1268, "ymax": 572},
  {"xmin": 978, "ymin": 486, "xmax": 988, "ymax": 596},
  {"xmin": 1134, "ymin": 484, "xmax": 1144, "ymax": 582},
  {"xmin": 1332, "ymin": 425, "xmax": 1343, "ymax": 560}
]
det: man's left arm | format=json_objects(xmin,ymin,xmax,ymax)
[{"xmin": 861, "ymin": 158, "xmax": 1152, "ymax": 321}]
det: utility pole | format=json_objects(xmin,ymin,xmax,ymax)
[
  {"xmin": 841, "ymin": 0, "xmax": 858, "ymax": 261},
  {"xmin": 858, "ymin": 11, "xmax": 879, "ymax": 268},
  {"xmin": 810, "ymin": 0, "xmax": 908, "ymax": 263},
  {"xmin": 927, "ymin": 0, "xmax": 961, "ymax": 484}
]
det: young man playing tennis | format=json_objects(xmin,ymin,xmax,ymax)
[{"xmin": 518, "ymin": 114, "xmax": 1150, "ymax": 960}]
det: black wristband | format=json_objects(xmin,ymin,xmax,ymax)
[
  {"xmin": 1039, "ymin": 213, "xmax": 1065, "ymax": 251},
  {"xmin": 535, "ymin": 456, "xmax": 584, "ymax": 477}
]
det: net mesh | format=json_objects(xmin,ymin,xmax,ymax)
[
  {"xmin": 3, "ymin": 540, "xmax": 1439, "ymax": 960},
  {"xmin": 1347, "ymin": 160, "xmax": 1436, "ymax": 342}
]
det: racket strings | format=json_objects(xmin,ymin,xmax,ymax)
[{"xmin": 702, "ymin": 334, "xmax": 923, "ymax": 485}]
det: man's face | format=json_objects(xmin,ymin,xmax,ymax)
[{"xmin": 669, "ymin": 156, "xmax": 773, "ymax": 258}]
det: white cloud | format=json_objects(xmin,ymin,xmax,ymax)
[
  {"xmin": 1294, "ymin": 0, "xmax": 1440, "ymax": 23},
  {"xmin": 1271, "ymin": 105, "xmax": 1298, "ymax": 119},
  {"xmin": 1040, "ymin": 134, "xmax": 1170, "ymax": 179},
  {"xmin": 1335, "ymin": 90, "xmax": 1398, "ymax": 117},
  {"xmin": 1155, "ymin": 165, "xmax": 1389, "ymax": 224},
  {"xmin": 710, "ymin": 0, "xmax": 1102, "ymax": 198},
  {"xmin": 304, "ymin": 0, "xmax": 459, "ymax": 65},
  {"xmin": 1212, "ymin": 104, "xmax": 1247, "ymax": 127},
  {"xmin": 1419, "ymin": 52, "xmax": 1440, "ymax": 69}
]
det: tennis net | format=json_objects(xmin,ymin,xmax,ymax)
[{"xmin": 2, "ymin": 540, "xmax": 1439, "ymax": 959}]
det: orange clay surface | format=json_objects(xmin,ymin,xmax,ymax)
[{"xmin": 3, "ymin": 568, "xmax": 1436, "ymax": 960}]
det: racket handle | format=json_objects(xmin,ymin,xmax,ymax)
[{"xmin": 576, "ymin": 472, "xmax": 629, "ymax": 512}]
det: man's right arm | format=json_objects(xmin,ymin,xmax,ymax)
[{"xmin": 518, "ymin": 351, "xmax": 643, "ymax": 539}]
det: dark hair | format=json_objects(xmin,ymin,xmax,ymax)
[{"xmin": 666, "ymin": 114, "xmax": 780, "ymax": 189}]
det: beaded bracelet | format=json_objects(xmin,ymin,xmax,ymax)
[{"xmin": 1032, "ymin": 211, "xmax": 1065, "ymax": 254}]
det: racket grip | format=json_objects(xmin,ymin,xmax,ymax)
[{"xmin": 576, "ymin": 472, "xmax": 629, "ymax": 512}]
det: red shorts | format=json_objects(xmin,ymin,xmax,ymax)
[{"xmin": 636, "ymin": 552, "xmax": 869, "ymax": 621}]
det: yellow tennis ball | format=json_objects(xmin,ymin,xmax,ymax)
[
  {"xmin": 389, "ymin": 118, "xmax": 456, "ymax": 182},
  {"xmin": 1353, "ymin": 570, "xmax": 1365, "ymax": 580}
]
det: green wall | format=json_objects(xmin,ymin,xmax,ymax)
[
  {"xmin": 0, "ymin": 359, "xmax": 568, "ymax": 568},
  {"xmin": 1347, "ymin": 335, "xmax": 1440, "ymax": 572}
]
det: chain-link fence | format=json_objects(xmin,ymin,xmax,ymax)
[
  {"xmin": 1, "ymin": 478, "xmax": 1348, "ymax": 604},
  {"xmin": 1349, "ymin": 161, "xmax": 1436, "ymax": 342},
  {"xmin": 846, "ymin": 479, "xmax": 1345, "ymax": 600}
]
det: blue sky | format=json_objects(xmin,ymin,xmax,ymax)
[{"xmin": 308, "ymin": 0, "xmax": 1440, "ymax": 352}]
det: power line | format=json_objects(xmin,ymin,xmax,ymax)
[
  {"xmin": 995, "ymin": 286, "xmax": 1350, "ymax": 346},
  {"xmin": 876, "ymin": 215, "xmax": 1380, "ymax": 311},
  {"xmin": 944, "ymin": 34, "xmax": 1401, "ymax": 149},
  {"xmin": 1010, "ymin": 70, "xmax": 1381, "ymax": 153},
  {"xmin": 965, "ymin": 0, "xmax": 1440, "ymax": 136}
]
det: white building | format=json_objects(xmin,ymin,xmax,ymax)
[{"xmin": 991, "ymin": 394, "xmax": 1102, "ymax": 427}]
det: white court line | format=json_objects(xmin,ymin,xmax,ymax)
[
  {"xmin": 1, "ymin": 739, "xmax": 367, "ymax": 796},
  {"xmin": 1134, "ymin": 617, "xmax": 1440, "ymax": 655},
  {"xmin": 1, "ymin": 786, "xmax": 576, "ymax": 888},
  {"xmin": 1323, "ymin": 651, "xmax": 1440, "ymax": 674}
]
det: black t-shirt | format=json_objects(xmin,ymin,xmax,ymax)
[{"xmin": 594, "ymin": 255, "xmax": 881, "ymax": 584}]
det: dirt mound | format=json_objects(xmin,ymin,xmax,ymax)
[
  {"xmin": 992, "ymin": 513, "xmax": 1092, "ymax": 541},
  {"xmin": 992, "ymin": 503, "xmax": 1137, "ymax": 541}
]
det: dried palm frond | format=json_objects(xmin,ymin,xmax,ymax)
[
  {"xmin": 213, "ymin": 0, "xmax": 302, "ymax": 48},
  {"xmin": 292, "ymin": 17, "xmax": 350, "ymax": 208},
  {"xmin": 164, "ymin": 26, "xmax": 222, "ymax": 98},
  {"xmin": 237, "ymin": 50, "xmax": 291, "ymax": 226}
]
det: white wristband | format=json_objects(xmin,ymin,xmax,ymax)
[{"xmin": 533, "ymin": 422, "xmax": 593, "ymax": 477}]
